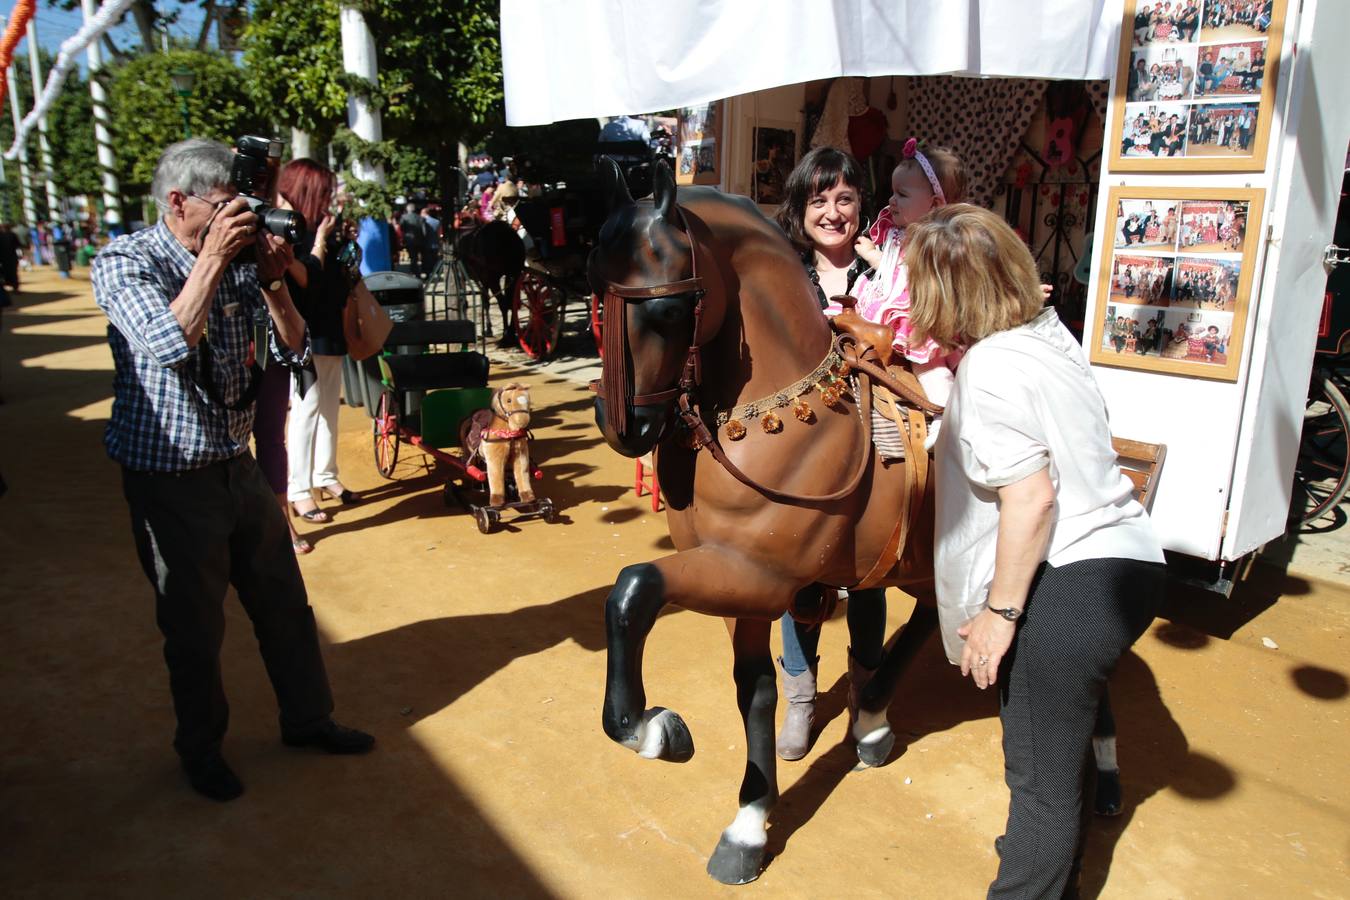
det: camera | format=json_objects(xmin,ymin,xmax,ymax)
[{"xmin": 230, "ymin": 136, "xmax": 306, "ymax": 244}]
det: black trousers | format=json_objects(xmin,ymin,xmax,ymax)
[
  {"xmin": 989, "ymin": 557, "xmax": 1163, "ymax": 900},
  {"xmin": 123, "ymin": 454, "xmax": 334, "ymax": 763}
]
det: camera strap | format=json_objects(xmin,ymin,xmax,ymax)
[{"xmin": 188, "ymin": 329, "xmax": 264, "ymax": 413}]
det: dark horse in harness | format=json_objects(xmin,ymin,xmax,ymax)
[
  {"xmin": 587, "ymin": 159, "xmax": 940, "ymax": 884},
  {"xmin": 455, "ymin": 219, "xmax": 524, "ymax": 344}
]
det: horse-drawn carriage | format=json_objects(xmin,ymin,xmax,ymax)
[{"xmin": 436, "ymin": 140, "xmax": 666, "ymax": 361}]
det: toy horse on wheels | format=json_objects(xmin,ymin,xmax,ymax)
[
  {"xmin": 588, "ymin": 158, "xmax": 943, "ymax": 884},
  {"xmin": 460, "ymin": 383, "xmax": 556, "ymax": 533}
]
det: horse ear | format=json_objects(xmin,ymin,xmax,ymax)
[
  {"xmin": 599, "ymin": 156, "xmax": 634, "ymax": 212},
  {"xmin": 653, "ymin": 159, "xmax": 676, "ymax": 223}
]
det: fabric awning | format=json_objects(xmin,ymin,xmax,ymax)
[{"xmin": 501, "ymin": 0, "xmax": 1122, "ymax": 126}]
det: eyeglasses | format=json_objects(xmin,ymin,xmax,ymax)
[{"xmin": 185, "ymin": 192, "xmax": 233, "ymax": 211}]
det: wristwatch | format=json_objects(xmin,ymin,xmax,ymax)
[
  {"xmin": 988, "ymin": 605, "xmax": 1023, "ymax": 622},
  {"xmin": 264, "ymin": 277, "xmax": 284, "ymax": 292}
]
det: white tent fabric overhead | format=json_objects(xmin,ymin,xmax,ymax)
[{"xmin": 501, "ymin": 0, "xmax": 1122, "ymax": 126}]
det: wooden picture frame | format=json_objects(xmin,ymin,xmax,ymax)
[
  {"xmin": 750, "ymin": 120, "xmax": 798, "ymax": 206},
  {"xmin": 1108, "ymin": 0, "xmax": 1286, "ymax": 172},
  {"xmin": 1090, "ymin": 185, "xmax": 1265, "ymax": 381},
  {"xmin": 676, "ymin": 101, "xmax": 724, "ymax": 186}
]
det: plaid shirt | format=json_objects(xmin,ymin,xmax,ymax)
[{"xmin": 92, "ymin": 221, "xmax": 308, "ymax": 472}]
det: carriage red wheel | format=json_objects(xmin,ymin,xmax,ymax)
[
  {"xmin": 591, "ymin": 292, "xmax": 604, "ymax": 356},
  {"xmin": 511, "ymin": 270, "xmax": 565, "ymax": 361},
  {"xmin": 373, "ymin": 390, "xmax": 400, "ymax": 478}
]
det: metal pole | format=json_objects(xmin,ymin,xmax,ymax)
[
  {"xmin": 25, "ymin": 19, "xmax": 61, "ymax": 220},
  {"xmin": 7, "ymin": 66, "xmax": 37, "ymax": 228},
  {"xmin": 81, "ymin": 0, "xmax": 121, "ymax": 231},
  {"xmin": 180, "ymin": 98, "xmax": 191, "ymax": 139}
]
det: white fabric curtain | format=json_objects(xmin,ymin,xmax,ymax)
[{"xmin": 502, "ymin": 0, "xmax": 1123, "ymax": 126}]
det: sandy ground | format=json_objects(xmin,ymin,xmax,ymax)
[{"xmin": 1, "ymin": 269, "xmax": 1348, "ymax": 898}]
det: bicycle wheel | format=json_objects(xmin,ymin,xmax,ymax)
[
  {"xmin": 373, "ymin": 390, "xmax": 401, "ymax": 478},
  {"xmin": 1292, "ymin": 367, "xmax": 1349, "ymax": 528}
]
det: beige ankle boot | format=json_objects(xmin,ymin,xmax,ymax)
[{"xmin": 775, "ymin": 655, "xmax": 818, "ymax": 760}]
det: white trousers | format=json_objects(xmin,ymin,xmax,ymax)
[{"xmin": 286, "ymin": 354, "xmax": 345, "ymax": 502}]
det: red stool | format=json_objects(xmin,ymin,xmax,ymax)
[{"xmin": 635, "ymin": 453, "xmax": 662, "ymax": 512}]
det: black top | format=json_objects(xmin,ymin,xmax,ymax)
[
  {"xmin": 803, "ymin": 253, "xmax": 871, "ymax": 310},
  {"xmin": 287, "ymin": 234, "xmax": 349, "ymax": 357}
]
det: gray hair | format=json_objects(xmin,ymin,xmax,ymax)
[{"xmin": 151, "ymin": 138, "xmax": 234, "ymax": 212}]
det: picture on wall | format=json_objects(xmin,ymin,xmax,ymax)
[
  {"xmin": 1092, "ymin": 186, "xmax": 1264, "ymax": 381},
  {"xmin": 751, "ymin": 124, "xmax": 797, "ymax": 205},
  {"xmin": 676, "ymin": 101, "xmax": 723, "ymax": 186},
  {"xmin": 1111, "ymin": 0, "xmax": 1285, "ymax": 171}
]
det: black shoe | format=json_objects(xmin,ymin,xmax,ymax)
[
  {"xmin": 994, "ymin": 835, "xmax": 1004, "ymax": 857},
  {"xmin": 181, "ymin": 754, "xmax": 245, "ymax": 802},
  {"xmin": 282, "ymin": 720, "xmax": 375, "ymax": 755}
]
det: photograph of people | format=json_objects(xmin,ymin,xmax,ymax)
[
  {"xmin": 1200, "ymin": 0, "xmax": 1276, "ymax": 42},
  {"xmin": 1178, "ymin": 200, "xmax": 1249, "ymax": 252},
  {"xmin": 1174, "ymin": 258, "xmax": 1241, "ymax": 310},
  {"xmin": 1160, "ymin": 309, "xmax": 1234, "ymax": 363},
  {"xmin": 1193, "ymin": 41, "xmax": 1266, "ymax": 96},
  {"xmin": 1132, "ymin": 2, "xmax": 1202, "ymax": 46},
  {"xmin": 1109, "ymin": 254, "xmax": 1175, "ymax": 306},
  {"xmin": 1120, "ymin": 102, "xmax": 1190, "ymax": 157},
  {"xmin": 1127, "ymin": 45, "xmax": 1197, "ymax": 102},
  {"xmin": 1114, "ymin": 199, "xmax": 1176, "ymax": 248},
  {"xmin": 1186, "ymin": 103, "xmax": 1259, "ymax": 156}
]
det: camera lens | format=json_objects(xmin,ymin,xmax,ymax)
[{"xmin": 261, "ymin": 207, "xmax": 306, "ymax": 244}]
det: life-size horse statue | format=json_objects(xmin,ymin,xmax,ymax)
[
  {"xmin": 455, "ymin": 219, "xmax": 524, "ymax": 345},
  {"xmin": 587, "ymin": 158, "xmax": 942, "ymax": 884}
]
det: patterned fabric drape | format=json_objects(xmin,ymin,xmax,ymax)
[
  {"xmin": 906, "ymin": 76, "xmax": 1049, "ymax": 209},
  {"xmin": 1085, "ymin": 79, "xmax": 1111, "ymax": 124}
]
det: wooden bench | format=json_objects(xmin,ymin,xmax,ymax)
[{"xmin": 1112, "ymin": 436, "xmax": 1167, "ymax": 512}]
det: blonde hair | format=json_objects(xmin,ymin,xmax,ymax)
[
  {"xmin": 904, "ymin": 204, "xmax": 1044, "ymax": 350},
  {"xmin": 897, "ymin": 145, "xmax": 968, "ymax": 205}
]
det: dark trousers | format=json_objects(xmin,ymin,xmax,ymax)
[
  {"xmin": 989, "ymin": 557, "xmax": 1163, "ymax": 900},
  {"xmin": 123, "ymin": 454, "xmax": 334, "ymax": 763}
]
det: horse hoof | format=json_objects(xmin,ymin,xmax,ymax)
[
  {"xmin": 637, "ymin": 707, "xmax": 695, "ymax": 762},
  {"xmin": 1094, "ymin": 769, "xmax": 1123, "ymax": 816},
  {"xmin": 706, "ymin": 835, "xmax": 764, "ymax": 885},
  {"xmin": 852, "ymin": 709, "xmax": 895, "ymax": 768}
]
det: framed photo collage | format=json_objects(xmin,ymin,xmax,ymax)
[{"xmin": 1110, "ymin": 0, "xmax": 1286, "ymax": 172}]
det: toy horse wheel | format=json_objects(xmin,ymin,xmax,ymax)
[
  {"xmin": 510, "ymin": 270, "xmax": 565, "ymax": 361},
  {"xmin": 540, "ymin": 499, "xmax": 558, "ymax": 523},
  {"xmin": 474, "ymin": 506, "xmax": 497, "ymax": 534},
  {"xmin": 373, "ymin": 390, "xmax": 400, "ymax": 478},
  {"xmin": 590, "ymin": 292, "xmax": 604, "ymax": 356}
]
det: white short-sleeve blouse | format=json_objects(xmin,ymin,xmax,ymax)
[{"xmin": 933, "ymin": 308, "xmax": 1165, "ymax": 664}]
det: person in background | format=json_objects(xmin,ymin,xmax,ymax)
[
  {"xmin": 905, "ymin": 204, "xmax": 1164, "ymax": 898},
  {"xmin": 0, "ymin": 223, "xmax": 22, "ymax": 291},
  {"xmin": 399, "ymin": 202, "xmax": 426, "ymax": 277},
  {"xmin": 90, "ymin": 138, "xmax": 374, "ymax": 803},
  {"xmin": 280, "ymin": 158, "xmax": 360, "ymax": 532}
]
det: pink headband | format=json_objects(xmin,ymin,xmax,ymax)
[{"xmin": 902, "ymin": 138, "xmax": 946, "ymax": 205}]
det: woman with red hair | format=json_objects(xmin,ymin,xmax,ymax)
[{"xmin": 274, "ymin": 158, "xmax": 359, "ymax": 544}]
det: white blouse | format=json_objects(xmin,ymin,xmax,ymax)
[{"xmin": 933, "ymin": 308, "xmax": 1164, "ymax": 664}]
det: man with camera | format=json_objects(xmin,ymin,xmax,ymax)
[{"xmin": 91, "ymin": 138, "xmax": 373, "ymax": 803}]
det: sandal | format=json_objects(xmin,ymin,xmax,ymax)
[
  {"xmin": 319, "ymin": 487, "xmax": 359, "ymax": 505},
  {"xmin": 292, "ymin": 537, "xmax": 313, "ymax": 554},
  {"xmin": 290, "ymin": 501, "xmax": 330, "ymax": 523}
]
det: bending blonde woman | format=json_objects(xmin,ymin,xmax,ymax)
[{"xmin": 906, "ymin": 204, "xmax": 1165, "ymax": 898}]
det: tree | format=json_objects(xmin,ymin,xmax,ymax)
[
  {"xmin": 107, "ymin": 49, "xmax": 268, "ymax": 197},
  {"xmin": 242, "ymin": 0, "xmax": 504, "ymax": 205}
]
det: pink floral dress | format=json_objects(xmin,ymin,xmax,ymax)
[{"xmin": 823, "ymin": 207, "xmax": 960, "ymax": 369}]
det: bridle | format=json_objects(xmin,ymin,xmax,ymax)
[{"xmin": 591, "ymin": 205, "xmax": 710, "ymax": 441}]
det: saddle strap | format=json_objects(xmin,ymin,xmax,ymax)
[{"xmin": 854, "ymin": 406, "xmax": 931, "ymax": 590}]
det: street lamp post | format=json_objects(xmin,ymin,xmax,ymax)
[{"xmin": 170, "ymin": 68, "xmax": 195, "ymax": 139}]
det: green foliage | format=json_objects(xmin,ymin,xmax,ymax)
[
  {"xmin": 241, "ymin": 0, "xmax": 504, "ymax": 197},
  {"xmin": 241, "ymin": 0, "xmax": 348, "ymax": 141},
  {"xmin": 108, "ymin": 49, "xmax": 269, "ymax": 197}
]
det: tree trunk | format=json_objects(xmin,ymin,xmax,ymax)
[
  {"xmin": 195, "ymin": 0, "xmax": 216, "ymax": 51},
  {"xmin": 129, "ymin": 1, "xmax": 158, "ymax": 53}
]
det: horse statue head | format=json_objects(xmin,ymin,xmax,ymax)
[{"xmin": 587, "ymin": 157, "xmax": 729, "ymax": 458}]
